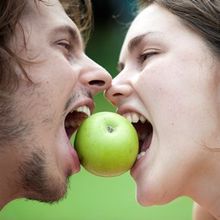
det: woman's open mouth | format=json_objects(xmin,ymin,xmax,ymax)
[{"xmin": 122, "ymin": 112, "xmax": 153, "ymax": 160}]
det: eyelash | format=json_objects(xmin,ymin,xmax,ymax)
[
  {"xmin": 138, "ymin": 51, "xmax": 158, "ymax": 64},
  {"xmin": 57, "ymin": 40, "xmax": 72, "ymax": 52}
]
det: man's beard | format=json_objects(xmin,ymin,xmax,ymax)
[{"xmin": 18, "ymin": 149, "xmax": 70, "ymax": 203}]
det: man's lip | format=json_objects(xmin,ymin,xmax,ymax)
[
  {"xmin": 75, "ymin": 99, "xmax": 95, "ymax": 113},
  {"xmin": 65, "ymin": 98, "xmax": 95, "ymax": 118},
  {"xmin": 69, "ymin": 143, "xmax": 81, "ymax": 174},
  {"xmin": 63, "ymin": 98, "xmax": 94, "ymax": 175}
]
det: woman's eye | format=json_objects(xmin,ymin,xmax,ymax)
[{"xmin": 138, "ymin": 51, "xmax": 158, "ymax": 64}]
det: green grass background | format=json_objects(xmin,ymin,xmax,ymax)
[
  {"xmin": 0, "ymin": 9, "xmax": 193, "ymax": 220},
  {"xmin": 0, "ymin": 170, "xmax": 192, "ymax": 220}
]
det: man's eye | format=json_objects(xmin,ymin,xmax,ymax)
[{"xmin": 57, "ymin": 40, "xmax": 72, "ymax": 51}]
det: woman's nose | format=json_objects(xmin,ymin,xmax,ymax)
[
  {"xmin": 80, "ymin": 58, "xmax": 112, "ymax": 95},
  {"xmin": 105, "ymin": 76, "xmax": 132, "ymax": 106}
]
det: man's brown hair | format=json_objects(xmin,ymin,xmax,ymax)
[
  {"xmin": 0, "ymin": 0, "xmax": 92, "ymax": 144},
  {"xmin": 0, "ymin": 0, "xmax": 92, "ymax": 94}
]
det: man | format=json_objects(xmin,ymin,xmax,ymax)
[{"xmin": 0, "ymin": 0, "xmax": 111, "ymax": 209}]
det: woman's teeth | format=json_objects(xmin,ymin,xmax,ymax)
[
  {"xmin": 122, "ymin": 112, "xmax": 150, "ymax": 161},
  {"xmin": 137, "ymin": 151, "xmax": 146, "ymax": 160},
  {"xmin": 122, "ymin": 112, "xmax": 147, "ymax": 123}
]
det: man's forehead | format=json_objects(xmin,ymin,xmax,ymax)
[
  {"xmin": 24, "ymin": 0, "xmax": 67, "ymax": 21},
  {"xmin": 23, "ymin": 0, "xmax": 78, "ymax": 32},
  {"xmin": 18, "ymin": 0, "xmax": 83, "ymax": 46}
]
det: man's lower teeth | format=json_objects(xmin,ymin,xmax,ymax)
[{"xmin": 137, "ymin": 151, "xmax": 145, "ymax": 160}]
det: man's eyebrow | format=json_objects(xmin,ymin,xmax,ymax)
[{"xmin": 49, "ymin": 25, "xmax": 83, "ymax": 46}]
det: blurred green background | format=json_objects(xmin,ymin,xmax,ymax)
[{"xmin": 0, "ymin": 1, "xmax": 193, "ymax": 219}]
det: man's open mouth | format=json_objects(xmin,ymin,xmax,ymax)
[
  {"xmin": 122, "ymin": 112, "xmax": 153, "ymax": 159},
  {"xmin": 64, "ymin": 105, "xmax": 91, "ymax": 139}
]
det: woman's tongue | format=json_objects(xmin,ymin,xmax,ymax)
[
  {"xmin": 133, "ymin": 122, "xmax": 152, "ymax": 153},
  {"xmin": 141, "ymin": 132, "xmax": 153, "ymax": 152}
]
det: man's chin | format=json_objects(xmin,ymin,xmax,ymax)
[
  {"xmin": 19, "ymin": 149, "xmax": 70, "ymax": 203},
  {"xmin": 25, "ymin": 183, "xmax": 68, "ymax": 204}
]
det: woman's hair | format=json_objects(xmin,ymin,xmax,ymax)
[
  {"xmin": 0, "ymin": 0, "xmax": 92, "ymax": 94},
  {"xmin": 138, "ymin": 0, "xmax": 220, "ymax": 56}
]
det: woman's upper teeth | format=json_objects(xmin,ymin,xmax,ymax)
[
  {"xmin": 122, "ymin": 112, "xmax": 146, "ymax": 123},
  {"xmin": 75, "ymin": 105, "xmax": 91, "ymax": 116}
]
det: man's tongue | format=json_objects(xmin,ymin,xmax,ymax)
[{"xmin": 65, "ymin": 112, "xmax": 87, "ymax": 138}]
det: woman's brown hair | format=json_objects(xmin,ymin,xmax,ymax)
[{"xmin": 138, "ymin": 0, "xmax": 220, "ymax": 56}]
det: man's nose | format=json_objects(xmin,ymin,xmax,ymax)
[
  {"xmin": 80, "ymin": 59, "xmax": 112, "ymax": 96},
  {"xmin": 105, "ymin": 75, "xmax": 132, "ymax": 106}
]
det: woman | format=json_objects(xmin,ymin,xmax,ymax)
[{"xmin": 105, "ymin": 0, "xmax": 220, "ymax": 219}]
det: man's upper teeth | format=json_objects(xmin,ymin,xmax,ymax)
[
  {"xmin": 76, "ymin": 105, "xmax": 91, "ymax": 116},
  {"xmin": 123, "ymin": 112, "xmax": 146, "ymax": 123}
]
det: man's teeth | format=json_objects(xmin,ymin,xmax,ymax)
[
  {"xmin": 76, "ymin": 105, "xmax": 91, "ymax": 116},
  {"xmin": 122, "ymin": 112, "xmax": 146, "ymax": 123},
  {"xmin": 65, "ymin": 105, "xmax": 90, "ymax": 128}
]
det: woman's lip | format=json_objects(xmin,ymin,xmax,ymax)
[
  {"xmin": 141, "ymin": 132, "xmax": 153, "ymax": 152},
  {"xmin": 117, "ymin": 107, "xmax": 141, "ymax": 116},
  {"xmin": 130, "ymin": 150, "xmax": 147, "ymax": 177},
  {"xmin": 130, "ymin": 134, "xmax": 152, "ymax": 176}
]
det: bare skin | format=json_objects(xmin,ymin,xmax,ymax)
[
  {"xmin": 0, "ymin": 0, "xmax": 111, "ymax": 209},
  {"xmin": 193, "ymin": 203, "xmax": 217, "ymax": 220},
  {"xmin": 106, "ymin": 3, "xmax": 220, "ymax": 219}
]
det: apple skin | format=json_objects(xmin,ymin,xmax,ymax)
[{"xmin": 74, "ymin": 112, "xmax": 139, "ymax": 177}]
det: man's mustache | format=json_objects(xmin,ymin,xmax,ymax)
[{"xmin": 64, "ymin": 89, "xmax": 92, "ymax": 112}]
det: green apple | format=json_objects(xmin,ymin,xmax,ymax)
[{"xmin": 74, "ymin": 112, "xmax": 139, "ymax": 177}]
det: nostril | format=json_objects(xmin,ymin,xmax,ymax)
[
  {"xmin": 113, "ymin": 93, "xmax": 123, "ymax": 97},
  {"xmin": 89, "ymin": 80, "xmax": 105, "ymax": 86}
]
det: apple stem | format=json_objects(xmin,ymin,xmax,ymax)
[{"xmin": 107, "ymin": 125, "xmax": 114, "ymax": 133}]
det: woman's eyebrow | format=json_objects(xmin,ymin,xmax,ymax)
[
  {"xmin": 117, "ymin": 31, "xmax": 163, "ymax": 72},
  {"xmin": 128, "ymin": 31, "xmax": 163, "ymax": 52}
]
